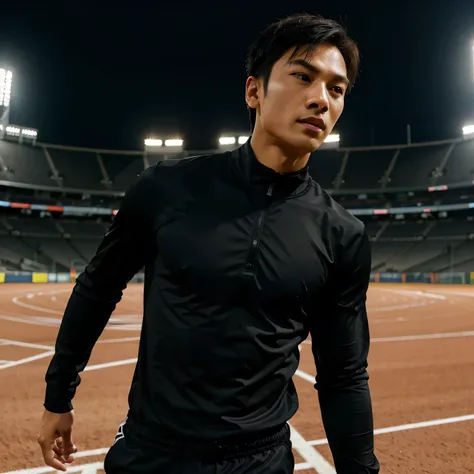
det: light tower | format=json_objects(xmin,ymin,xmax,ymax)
[
  {"xmin": 0, "ymin": 68, "xmax": 38, "ymax": 144},
  {"xmin": 0, "ymin": 68, "xmax": 12, "ymax": 140},
  {"xmin": 462, "ymin": 40, "xmax": 474, "ymax": 137}
]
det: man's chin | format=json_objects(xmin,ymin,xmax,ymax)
[
  {"xmin": 272, "ymin": 134, "xmax": 322, "ymax": 156},
  {"xmin": 297, "ymin": 137, "xmax": 323, "ymax": 154}
]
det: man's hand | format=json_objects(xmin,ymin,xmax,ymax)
[{"xmin": 37, "ymin": 409, "xmax": 78, "ymax": 472}]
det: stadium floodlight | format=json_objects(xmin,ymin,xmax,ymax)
[
  {"xmin": 164, "ymin": 139, "xmax": 183, "ymax": 147},
  {"xmin": 21, "ymin": 128, "xmax": 37, "ymax": 137},
  {"xmin": 219, "ymin": 136, "xmax": 236, "ymax": 146},
  {"xmin": 2, "ymin": 124, "xmax": 38, "ymax": 144},
  {"xmin": 6, "ymin": 125, "xmax": 20, "ymax": 136},
  {"xmin": 324, "ymin": 133, "xmax": 340, "ymax": 143},
  {"xmin": 463, "ymin": 124, "xmax": 474, "ymax": 136},
  {"xmin": 0, "ymin": 69, "xmax": 12, "ymax": 107},
  {"xmin": 144, "ymin": 138, "xmax": 163, "ymax": 147},
  {"xmin": 218, "ymin": 133, "xmax": 249, "ymax": 150}
]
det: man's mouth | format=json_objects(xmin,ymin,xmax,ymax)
[{"xmin": 297, "ymin": 118, "xmax": 325, "ymax": 133}]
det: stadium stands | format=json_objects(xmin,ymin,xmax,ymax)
[
  {"xmin": 385, "ymin": 144, "xmax": 450, "ymax": 189},
  {"xmin": 100, "ymin": 153, "xmax": 144, "ymax": 191},
  {"xmin": 47, "ymin": 147, "xmax": 104, "ymax": 190},
  {"xmin": 0, "ymin": 140, "xmax": 54, "ymax": 187},
  {"xmin": 0, "ymin": 134, "xmax": 473, "ymax": 274},
  {"xmin": 0, "ymin": 135, "xmax": 472, "ymax": 192},
  {"xmin": 308, "ymin": 150, "xmax": 344, "ymax": 189},
  {"xmin": 367, "ymin": 217, "xmax": 474, "ymax": 273},
  {"xmin": 442, "ymin": 138, "xmax": 474, "ymax": 185},
  {"xmin": 339, "ymin": 149, "xmax": 393, "ymax": 189},
  {"xmin": 0, "ymin": 214, "xmax": 108, "ymax": 272}
]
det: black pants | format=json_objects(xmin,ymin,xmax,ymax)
[{"xmin": 104, "ymin": 421, "xmax": 295, "ymax": 473}]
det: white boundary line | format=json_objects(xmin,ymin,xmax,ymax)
[
  {"xmin": 0, "ymin": 315, "xmax": 60, "ymax": 327},
  {"xmin": 424, "ymin": 290, "xmax": 474, "ymax": 297},
  {"xmin": 0, "ymin": 351, "xmax": 54, "ymax": 370},
  {"xmin": 80, "ymin": 465, "xmax": 102, "ymax": 474},
  {"xmin": 71, "ymin": 448, "xmax": 109, "ymax": 458},
  {"xmin": 295, "ymin": 369, "xmax": 315, "ymax": 384},
  {"xmin": 85, "ymin": 358, "xmax": 138, "ymax": 372},
  {"xmin": 0, "ymin": 337, "xmax": 140, "ymax": 372},
  {"xmin": 371, "ymin": 330, "xmax": 474, "ymax": 343},
  {"xmin": 370, "ymin": 301, "xmax": 432, "ymax": 313},
  {"xmin": 289, "ymin": 423, "xmax": 336, "ymax": 473},
  {"xmin": 308, "ymin": 413, "xmax": 474, "ymax": 446},
  {"xmin": 0, "ymin": 338, "xmax": 54, "ymax": 351},
  {"xmin": 0, "ymin": 314, "xmax": 141, "ymax": 331},
  {"xmin": 0, "ymin": 336, "xmax": 140, "ymax": 354},
  {"xmin": 12, "ymin": 296, "xmax": 64, "ymax": 315},
  {"xmin": 98, "ymin": 336, "xmax": 140, "ymax": 344},
  {"xmin": 0, "ymin": 461, "xmax": 104, "ymax": 474},
  {"xmin": 294, "ymin": 463, "xmax": 312, "ymax": 470},
  {"xmin": 302, "ymin": 329, "xmax": 474, "ymax": 346},
  {"xmin": 10, "ymin": 288, "xmax": 144, "ymax": 319},
  {"xmin": 377, "ymin": 289, "xmax": 447, "ymax": 300}
]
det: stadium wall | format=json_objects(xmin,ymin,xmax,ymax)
[
  {"xmin": 370, "ymin": 271, "xmax": 474, "ymax": 285},
  {"xmin": 0, "ymin": 271, "xmax": 472, "ymax": 285},
  {"xmin": 0, "ymin": 271, "xmax": 145, "ymax": 284}
]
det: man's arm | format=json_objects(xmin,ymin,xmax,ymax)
[
  {"xmin": 309, "ymin": 228, "xmax": 380, "ymax": 473},
  {"xmin": 44, "ymin": 167, "xmax": 157, "ymax": 413}
]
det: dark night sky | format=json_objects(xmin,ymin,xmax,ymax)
[{"xmin": 1, "ymin": 1, "xmax": 474, "ymax": 151}]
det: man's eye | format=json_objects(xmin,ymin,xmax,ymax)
[
  {"xmin": 332, "ymin": 86, "xmax": 344, "ymax": 95},
  {"xmin": 293, "ymin": 73, "xmax": 311, "ymax": 82}
]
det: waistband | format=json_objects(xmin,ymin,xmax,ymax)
[{"xmin": 124, "ymin": 419, "xmax": 291, "ymax": 461}]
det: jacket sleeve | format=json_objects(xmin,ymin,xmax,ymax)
[
  {"xmin": 309, "ymin": 228, "xmax": 380, "ymax": 473},
  {"xmin": 44, "ymin": 167, "xmax": 157, "ymax": 413}
]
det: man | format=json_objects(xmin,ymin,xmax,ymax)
[{"xmin": 38, "ymin": 12, "xmax": 380, "ymax": 474}]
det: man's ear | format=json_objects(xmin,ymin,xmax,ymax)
[{"xmin": 245, "ymin": 76, "xmax": 260, "ymax": 110}]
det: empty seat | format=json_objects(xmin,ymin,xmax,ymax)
[
  {"xmin": 388, "ymin": 145, "xmax": 449, "ymax": 189},
  {"xmin": 342, "ymin": 149, "xmax": 394, "ymax": 189}
]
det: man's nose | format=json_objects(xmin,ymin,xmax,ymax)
[{"xmin": 305, "ymin": 83, "xmax": 329, "ymax": 112}]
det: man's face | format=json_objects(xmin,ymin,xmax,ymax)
[{"xmin": 246, "ymin": 43, "xmax": 348, "ymax": 155}]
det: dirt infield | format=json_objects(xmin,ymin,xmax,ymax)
[{"xmin": 0, "ymin": 282, "xmax": 473, "ymax": 473}]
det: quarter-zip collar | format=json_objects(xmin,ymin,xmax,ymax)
[{"xmin": 229, "ymin": 139, "xmax": 312, "ymax": 196}]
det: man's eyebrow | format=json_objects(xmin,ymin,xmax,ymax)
[{"xmin": 287, "ymin": 58, "xmax": 350, "ymax": 87}]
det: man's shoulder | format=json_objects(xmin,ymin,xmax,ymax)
[
  {"xmin": 149, "ymin": 150, "xmax": 229, "ymax": 176},
  {"xmin": 132, "ymin": 150, "xmax": 226, "ymax": 184},
  {"xmin": 132, "ymin": 150, "xmax": 230, "ymax": 203}
]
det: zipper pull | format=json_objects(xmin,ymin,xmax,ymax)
[{"xmin": 267, "ymin": 183, "xmax": 275, "ymax": 197}]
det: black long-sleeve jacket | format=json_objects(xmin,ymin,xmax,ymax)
[{"xmin": 44, "ymin": 141, "xmax": 379, "ymax": 473}]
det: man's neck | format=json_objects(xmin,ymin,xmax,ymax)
[{"xmin": 250, "ymin": 132, "xmax": 311, "ymax": 174}]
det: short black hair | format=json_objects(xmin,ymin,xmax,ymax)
[{"xmin": 245, "ymin": 13, "xmax": 360, "ymax": 129}]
